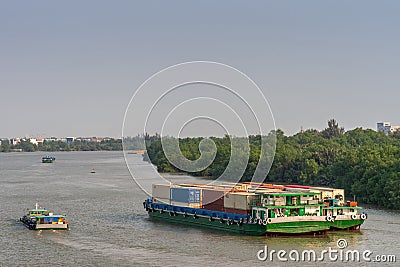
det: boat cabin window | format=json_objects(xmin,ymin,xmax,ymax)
[{"xmin": 334, "ymin": 194, "xmax": 343, "ymax": 200}]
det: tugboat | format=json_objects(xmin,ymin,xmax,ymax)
[
  {"xmin": 322, "ymin": 199, "xmax": 367, "ymax": 230},
  {"xmin": 20, "ymin": 203, "xmax": 68, "ymax": 230},
  {"xmin": 42, "ymin": 156, "xmax": 56, "ymax": 163}
]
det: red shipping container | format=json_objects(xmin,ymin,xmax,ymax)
[
  {"xmin": 202, "ymin": 203, "xmax": 225, "ymax": 212},
  {"xmin": 202, "ymin": 189, "xmax": 226, "ymax": 206},
  {"xmin": 224, "ymin": 207, "xmax": 251, "ymax": 216}
]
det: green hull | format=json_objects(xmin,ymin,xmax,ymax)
[
  {"xmin": 266, "ymin": 221, "xmax": 330, "ymax": 235},
  {"xmin": 42, "ymin": 159, "xmax": 54, "ymax": 163},
  {"xmin": 329, "ymin": 219, "xmax": 364, "ymax": 230},
  {"xmin": 148, "ymin": 210, "xmax": 266, "ymax": 236}
]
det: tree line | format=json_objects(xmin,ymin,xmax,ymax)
[
  {"xmin": 0, "ymin": 139, "xmax": 123, "ymax": 152},
  {"xmin": 144, "ymin": 120, "xmax": 400, "ymax": 210}
]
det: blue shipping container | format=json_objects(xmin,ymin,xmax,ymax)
[{"xmin": 171, "ymin": 188, "xmax": 201, "ymax": 203}]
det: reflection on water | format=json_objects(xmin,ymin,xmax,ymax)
[{"xmin": 0, "ymin": 152, "xmax": 398, "ymax": 266}]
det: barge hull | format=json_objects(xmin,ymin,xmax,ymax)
[
  {"xmin": 329, "ymin": 219, "xmax": 364, "ymax": 230},
  {"xmin": 148, "ymin": 210, "xmax": 266, "ymax": 236},
  {"xmin": 266, "ymin": 221, "xmax": 330, "ymax": 235}
]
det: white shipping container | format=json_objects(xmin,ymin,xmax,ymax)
[
  {"xmin": 224, "ymin": 193, "xmax": 260, "ymax": 210},
  {"xmin": 224, "ymin": 193, "xmax": 236, "ymax": 209},
  {"xmin": 152, "ymin": 184, "xmax": 171, "ymax": 199}
]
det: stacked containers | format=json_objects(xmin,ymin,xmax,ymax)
[
  {"xmin": 202, "ymin": 189, "xmax": 226, "ymax": 211},
  {"xmin": 170, "ymin": 187, "xmax": 202, "ymax": 208},
  {"xmin": 152, "ymin": 184, "xmax": 171, "ymax": 204},
  {"xmin": 224, "ymin": 192, "xmax": 260, "ymax": 215}
]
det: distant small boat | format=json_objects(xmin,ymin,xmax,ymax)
[
  {"xmin": 90, "ymin": 168, "xmax": 96, "ymax": 174},
  {"xmin": 20, "ymin": 203, "xmax": 68, "ymax": 230},
  {"xmin": 42, "ymin": 156, "xmax": 56, "ymax": 163}
]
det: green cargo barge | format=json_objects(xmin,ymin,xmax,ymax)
[
  {"xmin": 323, "ymin": 206, "xmax": 366, "ymax": 230},
  {"xmin": 145, "ymin": 182, "xmax": 367, "ymax": 236}
]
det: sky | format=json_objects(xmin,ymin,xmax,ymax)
[{"xmin": 1, "ymin": 1, "xmax": 400, "ymax": 138}]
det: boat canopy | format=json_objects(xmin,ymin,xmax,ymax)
[
  {"xmin": 35, "ymin": 215, "xmax": 65, "ymax": 218},
  {"xmin": 260, "ymin": 192, "xmax": 321, "ymax": 197}
]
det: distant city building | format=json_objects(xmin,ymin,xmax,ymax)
[
  {"xmin": 66, "ymin": 137, "xmax": 75, "ymax": 143},
  {"xmin": 10, "ymin": 138, "xmax": 20, "ymax": 145},
  {"xmin": 29, "ymin": 138, "xmax": 43, "ymax": 145},
  {"xmin": 29, "ymin": 138, "xmax": 38, "ymax": 145},
  {"xmin": 377, "ymin": 122, "xmax": 400, "ymax": 135}
]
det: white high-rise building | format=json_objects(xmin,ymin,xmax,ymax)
[{"xmin": 377, "ymin": 122, "xmax": 400, "ymax": 135}]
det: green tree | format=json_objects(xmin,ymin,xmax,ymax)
[{"xmin": 322, "ymin": 119, "xmax": 344, "ymax": 139}]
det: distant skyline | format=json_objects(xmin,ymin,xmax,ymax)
[{"xmin": 1, "ymin": 1, "xmax": 400, "ymax": 138}]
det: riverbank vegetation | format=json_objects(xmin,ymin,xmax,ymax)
[
  {"xmin": 144, "ymin": 120, "xmax": 400, "ymax": 210},
  {"xmin": 0, "ymin": 138, "xmax": 123, "ymax": 152}
]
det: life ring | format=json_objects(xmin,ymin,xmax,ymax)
[
  {"xmin": 258, "ymin": 219, "xmax": 262, "ymax": 225},
  {"xmin": 267, "ymin": 218, "xmax": 272, "ymax": 224},
  {"xmin": 351, "ymin": 214, "xmax": 357, "ymax": 220},
  {"xmin": 360, "ymin": 214, "xmax": 367, "ymax": 220},
  {"xmin": 326, "ymin": 215, "xmax": 332, "ymax": 222},
  {"xmin": 262, "ymin": 220, "xmax": 267, "ymax": 226}
]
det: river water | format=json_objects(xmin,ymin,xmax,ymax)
[{"xmin": 0, "ymin": 151, "xmax": 398, "ymax": 266}]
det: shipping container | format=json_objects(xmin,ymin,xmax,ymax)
[
  {"xmin": 170, "ymin": 187, "xmax": 201, "ymax": 203},
  {"xmin": 202, "ymin": 189, "xmax": 226, "ymax": 206},
  {"xmin": 152, "ymin": 184, "xmax": 171, "ymax": 199},
  {"xmin": 224, "ymin": 207, "xmax": 251, "ymax": 215},
  {"xmin": 224, "ymin": 192, "xmax": 260, "ymax": 210},
  {"xmin": 224, "ymin": 193, "xmax": 236, "ymax": 209},
  {"xmin": 284, "ymin": 185, "xmax": 311, "ymax": 189},
  {"xmin": 202, "ymin": 203, "xmax": 225, "ymax": 212}
]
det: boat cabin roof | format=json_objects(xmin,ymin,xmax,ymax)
[
  {"xmin": 29, "ymin": 209, "xmax": 47, "ymax": 212},
  {"xmin": 35, "ymin": 215, "xmax": 65, "ymax": 218},
  {"xmin": 260, "ymin": 192, "xmax": 320, "ymax": 197},
  {"xmin": 323, "ymin": 206, "xmax": 362, "ymax": 210}
]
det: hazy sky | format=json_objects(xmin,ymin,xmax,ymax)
[{"xmin": 1, "ymin": 1, "xmax": 400, "ymax": 138}]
